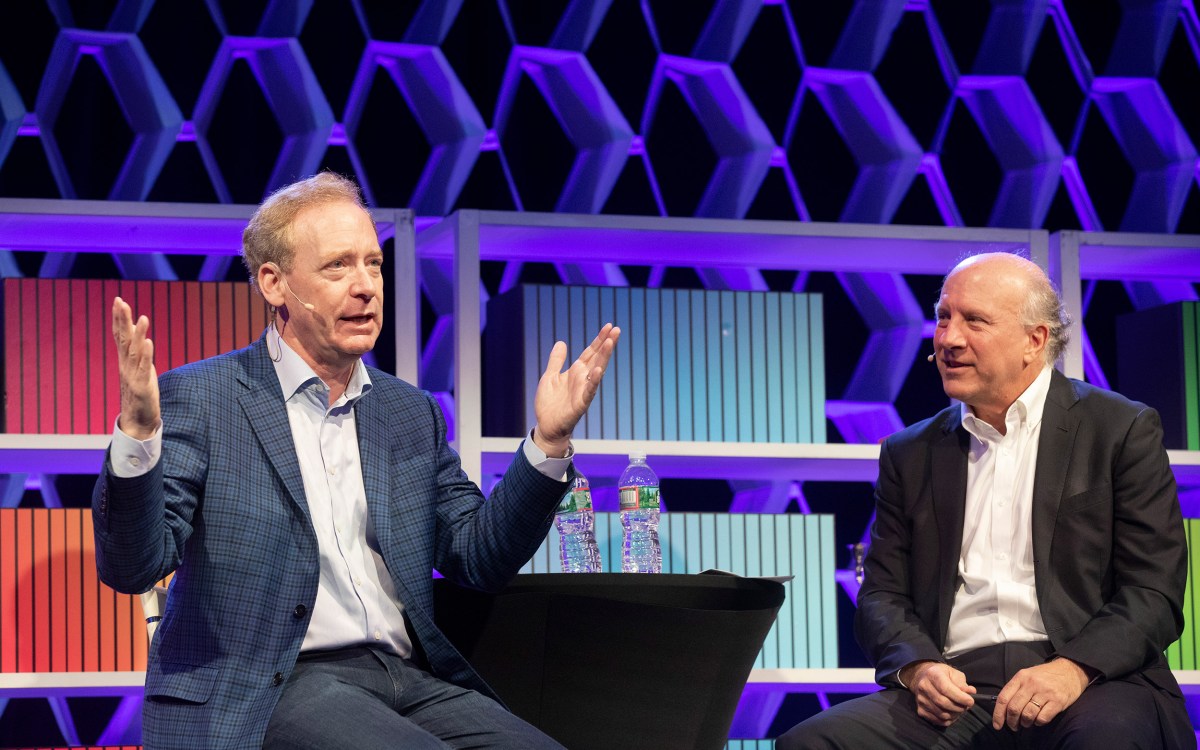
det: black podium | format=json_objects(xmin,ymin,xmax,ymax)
[{"xmin": 434, "ymin": 573, "xmax": 785, "ymax": 750}]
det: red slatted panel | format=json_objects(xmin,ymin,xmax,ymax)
[
  {"xmin": 102, "ymin": 279, "xmax": 122, "ymax": 435},
  {"xmin": 53, "ymin": 282, "xmax": 72, "ymax": 434},
  {"xmin": 21, "ymin": 281, "xmax": 41, "ymax": 432},
  {"xmin": 217, "ymin": 282, "xmax": 234, "ymax": 354},
  {"xmin": 81, "ymin": 510, "xmax": 99, "ymax": 672},
  {"xmin": 49, "ymin": 510, "xmax": 67, "ymax": 671},
  {"xmin": 3, "ymin": 279, "xmax": 267, "ymax": 434},
  {"xmin": 1, "ymin": 509, "xmax": 15, "ymax": 671},
  {"xmin": 65, "ymin": 509, "xmax": 83, "ymax": 671}
]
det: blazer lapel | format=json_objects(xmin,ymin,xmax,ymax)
[
  {"xmin": 932, "ymin": 410, "xmax": 969, "ymax": 647},
  {"xmin": 1032, "ymin": 370, "xmax": 1079, "ymax": 601},
  {"xmin": 355, "ymin": 389, "xmax": 394, "ymax": 555},
  {"xmin": 236, "ymin": 337, "xmax": 311, "ymax": 524}
]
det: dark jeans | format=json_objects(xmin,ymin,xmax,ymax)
[
  {"xmin": 263, "ymin": 647, "xmax": 564, "ymax": 750},
  {"xmin": 777, "ymin": 642, "xmax": 1191, "ymax": 750}
]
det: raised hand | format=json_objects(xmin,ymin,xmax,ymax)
[
  {"xmin": 112, "ymin": 297, "xmax": 160, "ymax": 440},
  {"xmin": 531, "ymin": 323, "xmax": 621, "ymax": 457}
]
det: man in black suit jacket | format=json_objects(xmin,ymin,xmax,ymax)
[{"xmin": 778, "ymin": 253, "xmax": 1194, "ymax": 749}]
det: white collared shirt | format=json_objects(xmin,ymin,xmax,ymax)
[{"xmin": 942, "ymin": 365, "xmax": 1054, "ymax": 659}]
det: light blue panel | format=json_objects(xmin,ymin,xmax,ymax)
[
  {"xmin": 598, "ymin": 511, "xmax": 621, "ymax": 573},
  {"xmin": 615, "ymin": 286, "xmax": 632, "ymax": 440},
  {"xmin": 780, "ymin": 293, "xmax": 798, "ymax": 443},
  {"xmin": 660, "ymin": 289, "xmax": 678, "ymax": 442},
  {"xmin": 701, "ymin": 512, "xmax": 718, "ymax": 573},
  {"xmin": 751, "ymin": 292, "xmax": 768, "ymax": 443},
  {"xmin": 775, "ymin": 516, "xmax": 796, "ymax": 669},
  {"xmin": 715, "ymin": 512, "xmax": 732, "ymax": 572},
  {"xmin": 821, "ymin": 514, "xmax": 838, "ymax": 666},
  {"xmin": 630, "ymin": 287, "xmax": 647, "ymax": 440},
  {"xmin": 731, "ymin": 513, "xmax": 746, "ymax": 579},
  {"xmin": 804, "ymin": 514, "xmax": 822, "ymax": 667},
  {"xmin": 644, "ymin": 288, "xmax": 662, "ymax": 441},
  {"xmin": 766, "ymin": 292, "xmax": 783, "ymax": 443},
  {"xmin": 584, "ymin": 286, "xmax": 602, "ymax": 439},
  {"xmin": 691, "ymin": 289, "xmax": 708, "ymax": 441},
  {"xmin": 667, "ymin": 512, "xmax": 687, "ymax": 574},
  {"xmin": 568, "ymin": 286, "xmax": 587, "ymax": 438},
  {"xmin": 685, "ymin": 512, "xmax": 702, "ymax": 573},
  {"xmin": 809, "ymin": 295, "xmax": 826, "ymax": 442},
  {"xmin": 720, "ymin": 290, "xmax": 738, "ymax": 442},
  {"xmin": 553, "ymin": 286, "xmax": 571, "ymax": 434},
  {"xmin": 676, "ymin": 290, "xmax": 693, "ymax": 441},
  {"xmin": 735, "ymin": 292, "xmax": 752, "ymax": 441},
  {"xmin": 705, "ymin": 290, "xmax": 724, "ymax": 441},
  {"xmin": 794, "ymin": 291, "xmax": 811, "ymax": 443},
  {"xmin": 523, "ymin": 286, "xmax": 542, "ymax": 433},
  {"xmin": 599, "ymin": 287, "xmax": 617, "ymax": 439},
  {"xmin": 724, "ymin": 742, "xmax": 775, "ymax": 750},
  {"xmin": 755, "ymin": 516, "xmax": 777, "ymax": 668}
]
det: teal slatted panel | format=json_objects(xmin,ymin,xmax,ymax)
[
  {"xmin": 522, "ymin": 513, "xmax": 838, "ymax": 668},
  {"xmin": 725, "ymin": 740, "xmax": 775, "ymax": 750},
  {"xmin": 809, "ymin": 294, "xmax": 826, "ymax": 442}
]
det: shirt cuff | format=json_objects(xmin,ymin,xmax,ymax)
[
  {"xmin": 522, "ymin": 429, "xmax": 573, "ymax": 482},
  {"xmin": 110, "ymin": 416, "xmax": 163, "ymax": 478}
]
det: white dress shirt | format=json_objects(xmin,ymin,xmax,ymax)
[
  {"xmin": 111, "ymin": 327, "xmax": 573, "ymax": 656},
  {"xmin": 942, "ymin": 365, "xmax": 1053, "ymax": 659}
]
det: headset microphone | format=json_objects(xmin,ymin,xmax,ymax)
[
  {"xmin": 927, "ymin": 354, "xmax": 935, "ymax": 363},
  {"xmin": 288, "ymin": 287, "xmax": 316, "ymax": 311}
]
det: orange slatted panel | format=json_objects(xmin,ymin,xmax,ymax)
[
  {"xmin": 49, "ymin": 510, "xmax": 67, "ymax": 671},
  {"xmin": 115, "ymin": 584, "xmax": 133, "ymax": 671},
  {"xmin": 16, "ymin": 510, "xmax": 33, "ymax": 670},
  {"xmin": 1, "ymin": 510, "xmax": 15, "ymax": 671},
  {"xmin": 82, "ymin": 510, "xmax": 100, "ymax": 672},
  {"xmin": 65, "ymin": 509, "xmax": 83, "ymax": 671},
  {"xmin": 33, "ymin": 510, "xmax": 50, "ymax": 671},
  {"xmin": 234, "ymin": 278, "xmax": 250, "ymax": 346},
  {"xmin": 97, "ymin": 538, "xmax": 115, "ymax": 672}
]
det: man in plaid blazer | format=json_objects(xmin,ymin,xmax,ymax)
[{"xmin": 93, "ymin": 173, "xmax": 620, "ymax": 749}]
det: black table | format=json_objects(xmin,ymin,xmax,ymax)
[{"xmin": 434, "ymin": 572, "xmax": 785, "ymax": 750}]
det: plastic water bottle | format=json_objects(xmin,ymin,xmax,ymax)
[
  {"xmin": 555, "ymin": 473, "xmax": 601, "ymax": 573},
  {"xmin": 619, "ymin": 453, "xmax": 661, "ymax": 573}
]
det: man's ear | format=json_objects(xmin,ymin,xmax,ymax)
[
  {"xmin": 1024, "ymin": 323, "xmax": 1049, "ymax": 365},
  {"xmin": 258, "ymin": 263, "xmax": 286, "ymax": 309}
]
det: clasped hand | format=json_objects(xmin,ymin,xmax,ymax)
[{"xmin": 906, "ymin": 658, "xmax": 1088, "ymax": 731}]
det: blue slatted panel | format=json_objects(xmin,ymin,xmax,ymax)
[
  {"xmin": 521, "ymin": 512, "xmax": 838, "ymax": 670},
  {"xmin": 725, "ymin": 740, "xmax": 776, "ymax": 750}
]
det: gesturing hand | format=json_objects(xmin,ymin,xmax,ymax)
[
  {"xmin": 906, "ymin": 661, "xmax": 978, "ymax": 727},
  {"xmin": 532, "ymin": 323, "xmax": 621, "ymax": 457},
  {"xmin": 112, "ymin": 297, "xmax": 160, "ymax": 440}
]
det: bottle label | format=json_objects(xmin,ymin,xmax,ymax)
[
  {"xmin": 557, "ymin": 488, "xmax": 592, "ymax": 513},
  {"xmin": 619, "ymin": 485, "xmax": 659, "ymax": 510}
]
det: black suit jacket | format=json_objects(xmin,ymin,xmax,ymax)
[{"xmin": 855, "ymin": 370, "xmax": 1191, "ymax": 741}]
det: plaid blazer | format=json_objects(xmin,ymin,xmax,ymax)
[{"xmin": 93, "ymin": 335, "xmax": 569, "ymax": 749}]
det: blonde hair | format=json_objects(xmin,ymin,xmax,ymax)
[{"xmin": 241, "ymin": 172, "xmax": 370, "ymax": 290}]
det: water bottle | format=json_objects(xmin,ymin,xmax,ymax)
[
  {"xmin": 555, "ymin": 473, "xmax": 602, "ymax": 573},
  {"xmin": 619, "ymin": 453, "xmax": 661, "ymax": 573}
]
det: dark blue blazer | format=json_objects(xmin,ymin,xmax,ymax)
[{"xmin": 93, "ymin": 335, "xmax": 569, "ymax": 749}]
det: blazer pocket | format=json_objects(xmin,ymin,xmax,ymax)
[
  {"xmin": 1062, "ymin": 485, "xmax": 1110, "ymax": 514},
  {"xmin": 145, "ymin": 662, "xmax": 218, "ymax": 704}
]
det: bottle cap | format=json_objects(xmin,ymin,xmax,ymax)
[{"xmin": 628, "ymin": 451, "xmax": 647, "ymax": 462}]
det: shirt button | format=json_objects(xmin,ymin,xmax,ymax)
[
  {"xmin": 272, "ymin": 672, "xmax": 284, "ymax": 686},
  {"xmin": 997, "ymin": 553, "xmax": 1008, "ymax": 560},
  {"xmin": 293, "ymin": 604, "xmax": 307, "ymax": 619},
  {"xmin": 329, "ymin": 468, "xmax": 336, "ymax": 476},
  {"xmin": 374, "ymin": 630, "xmax": 382, "ymax": 640},
  {"xmin": 355, "ymin": 578, "xmax": 362, "ymax": 587},
  {"xmin": 130, "ymin": 457, "xmax": 141, "ymax": 467}
]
